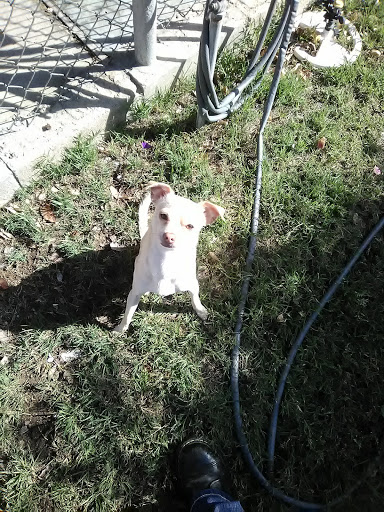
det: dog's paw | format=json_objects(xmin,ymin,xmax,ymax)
[{"xmin": 196, "ymin": 307, "xmax": 209, "ymax": 321}]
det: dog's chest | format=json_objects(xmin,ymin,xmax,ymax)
[{"xmin": 147, "ymin": 250, "xmax": 195, "ymax": 295}]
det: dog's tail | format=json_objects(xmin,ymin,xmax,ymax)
[{"xmin": 139, "ymin": 192, "xmax": 151, "ymax": 239}]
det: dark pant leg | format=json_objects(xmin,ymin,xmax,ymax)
[{"xmin": 190, "ymin": 489, "xmax": 245, "ymax": 512}]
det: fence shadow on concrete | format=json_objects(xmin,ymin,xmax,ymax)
[{"xmin": 0, "ymin": 0, "xmax": 206, "ymax": 133}]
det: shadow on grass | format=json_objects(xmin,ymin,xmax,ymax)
[
  {"xmin": 0, "ymin": 243, "xmax": 217, "ymax": 333},
  {"xmin": 0, "ymin": 246, "xmax": 137, "ymax": 331},
  {"xmin": 121, "ymin": 110, "xmax": 198, "ymax": 142},
  {"xmin": 18, "ymin": 351, "xmax": 189, "ymax": 511}
]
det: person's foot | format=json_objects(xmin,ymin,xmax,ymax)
[{"xmin": 177, "ymin": 439, "xmax": 227, "ymax": 499}]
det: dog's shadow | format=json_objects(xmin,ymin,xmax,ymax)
[
  {"xmin": 1, "ymin": 244, "xmax": 206, "ymax": 333},
  {"xmin": 1, "ymin": 246, "xmax": 140, "ymax": 332}
]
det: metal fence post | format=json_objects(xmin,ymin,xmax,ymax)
[{"xmin": 132, "ymin": 0, "xmax": 157, "ymax": 66}]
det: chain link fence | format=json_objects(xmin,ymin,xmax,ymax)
[{"xmin": 0, "ymin": 0, "xmax": 205, "ymax": 134}]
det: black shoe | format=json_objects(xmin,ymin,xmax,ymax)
[{"xmin": 177, "ymin": 439, "xmax": 227, "ymax": 499}]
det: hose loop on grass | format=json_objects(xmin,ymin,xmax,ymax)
[{"xmin": 233, "ymin": 203, "xmax": 384, "ymax": 509}]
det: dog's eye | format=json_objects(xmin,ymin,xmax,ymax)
[
  {"xmin": 186, "ymin": 224, "xmax": 194, "ymax": 230},
  {"xmin": 160, "ymin": 213, "xmax": 169, "ymax": 221}
]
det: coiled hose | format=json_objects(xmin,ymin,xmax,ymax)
[{"xmin": 196, "ymin": 0, "xmax": 299, "ymax": 124}]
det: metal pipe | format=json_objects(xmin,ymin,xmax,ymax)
[{"xmin": 132, "ymin": 0, "xmax": 157, "ymax": 66}]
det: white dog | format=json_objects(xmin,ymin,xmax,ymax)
[{"xmin": 114, "ymin": 182, "xmax": 225, "ymax": 333}]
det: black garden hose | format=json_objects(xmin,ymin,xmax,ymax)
[{"xmin": 231, "ymin": 214, "xmax": 384, "ymax": 510}]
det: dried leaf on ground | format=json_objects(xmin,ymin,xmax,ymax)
[
  {"xmin": 0, "ymin": 229, "xmax": 14, "ymax": 240},
  {"xmin": 298, "ymin": 67, "xmax": 312, "ymax": 80},
  {"xmin": 1, "ymin": 355, "xmax": 10, "ymax": 365},
  {"xmin": 0, "ymin": 330, "xmax": 11, "ymax": 343},
  {"xmin": 110, "ymin": 185, "xmax": 120, "ymax": 200},
  {"xmin": 208, "ymin": 252, "xmax": 219, "ymax": 263},
  {"xmin": 110, "ymin": 185, "xmax": 139, "ymax": 202},
  {"xmin": 317, "ymin": 137, "xmax": 327, "ymax": 150},
  {"xmin": 0, "ymin": 278, "xmax": 9, "ymax": 290},
  {"xmin": 40, "ymin": 202, "xmax": 57, "ymax": 223},
  {"xmin": 370, "ymin": 49, "xmax": 381, "ymax": 58},
  {"xmin": 48, "ymin": 366, "xmax": 57, "ymax": 379},
  {"xmin": 3, "ymin": 246, "xmax": 15, "ymax": 256},
  {"xmin": 38, "ymin": 462, "xmax": 54, "ymax": 480},
  {"xmin": 48, "ymin": 252, "xmax": 62, "ymax": 263},
  {"xmin": 202, "ymin": 140, "xmax": 215, "ymax": 151},
  {"xmin": 118, "ymin": 188, "xmax": 135, "ymax": 201},
  {"xmin": 4, "ymin": 206, "xmax": 18, "ymax": 214}
]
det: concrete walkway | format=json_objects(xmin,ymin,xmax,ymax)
[{"xmin": 0, "ymin": 0, "xmax": 305, "ymax": 206}]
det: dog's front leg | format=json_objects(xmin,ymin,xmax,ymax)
[
  {"xmin": 188, "ymin": 284, "xmax": 208, "ymax": 321},
  {"xmin": 113, "ymin": 290, "xmax": 142, "ymax": 333}
]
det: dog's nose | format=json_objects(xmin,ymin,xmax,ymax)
[{"xmin": 163, "ymin": 232, "xmax": 176, "ymax": 244}]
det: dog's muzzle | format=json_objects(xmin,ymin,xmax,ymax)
[{"xmin": 161, "ymin": 232, "xmax": 176, "ymax": 248}]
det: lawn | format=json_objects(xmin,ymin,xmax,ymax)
[{"xmin": 1, "ymin": 1, "xmax": 384, "ymax": 511}]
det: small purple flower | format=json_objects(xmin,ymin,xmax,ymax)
[
  {"xmin": 373, "ymin": 165, "xmax": 381, "ymax": 175},
  {"xmin": 141, "ymin": 141, "xmax": 152, "ymax": 149}
]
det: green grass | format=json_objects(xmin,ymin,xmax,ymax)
[{"xmin": 1, "ymin": 1, "xmax": 384, "ymax": 511}]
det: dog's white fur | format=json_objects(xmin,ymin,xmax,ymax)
[{"xmin": 114, "ymin": 182, "xmax": 225, "ymax": 333}]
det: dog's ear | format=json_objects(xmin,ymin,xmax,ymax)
[
  {"xmin": 147, "ymin": 182, "xmax": 174, "ymax": 203},
  {"xmin": 200, "ymin": 201, "xmax": 225, "ymax": 225}
]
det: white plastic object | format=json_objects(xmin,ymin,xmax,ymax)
[{"xmin": 293, "ymin": 11, "xmax": 362, "ymax": 68}]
